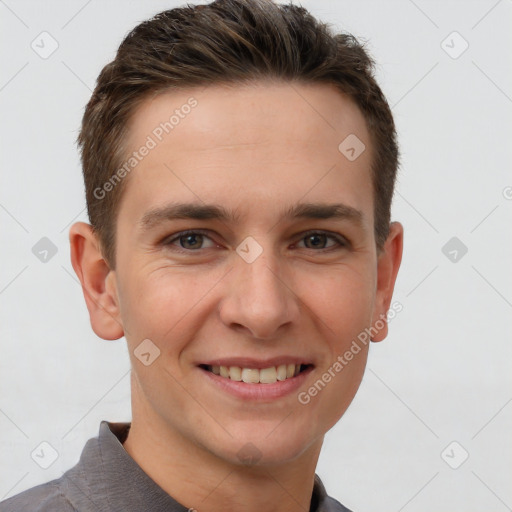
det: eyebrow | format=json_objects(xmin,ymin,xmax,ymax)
[
  {"xmin": 282, "ymin": 202, "xmax": 363, "ymax": 224},
  {"xmin": 139, "ymin": 201, "xmax": 364, "ymax": 230}
]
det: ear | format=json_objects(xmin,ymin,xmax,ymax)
[
  {"xmin": 69, "ymin": 222, "xmax": 124, "ymax": 340},
  {"xmin": 370, "ymin": 221, "xmax": 403, "ymax": 342}
]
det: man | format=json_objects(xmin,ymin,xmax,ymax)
[{"xmin": 0, "ymin": 0, "xmax": 402, "ymax": 510}]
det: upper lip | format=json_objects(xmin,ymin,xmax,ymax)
[{"xmin": 198, "ymin": 356, "xmax": 314, "ymax": 369}]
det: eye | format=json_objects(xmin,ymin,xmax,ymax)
[
  {"xmin": 296, "ymin": 231, "xmax": 347, "ymax": 250},
  {"xmin": 164, "ymin": 230, "xmax": 217, "ymax": 251}
]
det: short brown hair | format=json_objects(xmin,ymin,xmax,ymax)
[{"xmin": 77, "ymin": 0, "xmax": 399, "ymax": 267}]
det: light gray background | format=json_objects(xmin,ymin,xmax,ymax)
[{"xmin": 1, "ymin": 1, "xmax": 511, "ymax": 510}]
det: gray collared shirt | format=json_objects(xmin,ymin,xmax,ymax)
[{"xmin": 0, "ymin": 421, "xmax": 353, "ymax": 512}]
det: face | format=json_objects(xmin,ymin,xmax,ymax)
[{"xmin": 75, "ymin": 81, "xmax": 402, "ymax": 466}]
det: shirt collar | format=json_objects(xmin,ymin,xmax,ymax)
[{"xmin": 62, "ymin": 420, "xmax": 338, "ymax": 512}]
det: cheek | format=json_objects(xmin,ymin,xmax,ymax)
[
  {"xmin": 118, "ymin": 264, "xmax": 225, "ymax": 352},
  {"xmin": 295, "ymin": 265, "xmax": 374, "ymax": 424},
  {"xmin": 299, "ymin": 263, "xmax": 376, "ymax": 347},
  {"xmin": 300, "ymin": 273, "xmax": 372, "ymax": 431}
]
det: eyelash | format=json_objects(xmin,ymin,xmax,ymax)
[{"xmin": 162, "ymin": 229, "xmax": 349, "ymax": 253}]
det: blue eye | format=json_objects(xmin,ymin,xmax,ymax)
[
  {"xmin": 296, "ymin": 231, "xmax": 347, "ymax": 250},
  {"xmin": 165, "ymin": 230, "xmax": 216, "ymax": 251},
  {"xmin": 162, "ymin": 229, "xmax": 348, "ymax": 253}
]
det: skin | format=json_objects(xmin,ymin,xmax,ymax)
[{"xmin": 70, "ymin": 81, "xmax": 403, "ymax": 512}]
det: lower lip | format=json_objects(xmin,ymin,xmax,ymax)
[{"xmin": 199, "ymin": 366, "xmax": 314, "ymax": 401}]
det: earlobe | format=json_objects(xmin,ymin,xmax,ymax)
[
  {"xmin": 69, "ymin": 222, "xmax": 124, "ymax": 340},
  {"xmin": 371, "ymin": 221, "xmax": 404, "ymax": 342}
]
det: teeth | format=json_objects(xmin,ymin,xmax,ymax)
[
  {"xmin": 276, "ymin": 364, "xmax": 287, "ymax": 381},
  {"xmin": 229, "ymin": 366, "xmax": 242, "ymax": 381},
  {"xmin": 241, "ymin": 368, "xmax": 260, "ymax": 384},
  {"xmin": 209, "ymin": 364, "xmax": 307, "ymax": 384},
  {"xmin": 259, "ymin": 367, "xmax": 277, "ymax": 384}
]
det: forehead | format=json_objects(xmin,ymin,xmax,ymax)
[
  {"xmin": 127, "ymin": 80, "xmax": 370, "ymax": 155},
  {"xmin": 120, "ymin": 81, "xmax": 374, "ymax": 225}
]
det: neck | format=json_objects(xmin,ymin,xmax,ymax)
[{"xmin": 123, "ymin": 391, "xmax": 323, "ymax": 512}]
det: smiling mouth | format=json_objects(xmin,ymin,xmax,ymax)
[{"xmin": 199, "ymin": 364, "xmax": 312, "ymax": 384}]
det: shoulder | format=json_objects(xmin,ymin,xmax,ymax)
[
  {"xmin": 314, "ymin": 474, "xmax": 354, "ymax": 512},
  {"xmin": 323, "ymin": 494, "xmax": 354, "ymax": 512},
  {"xmin": 0, "ymin": 478, "xmax": 75, "ymax": 512}
]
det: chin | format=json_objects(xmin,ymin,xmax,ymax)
[{"xmin": 207, "ymin": 421, "xmax": 319, "ymax": 468}]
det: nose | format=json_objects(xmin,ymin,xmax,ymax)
[{"xmin": 218, "ymin": 248, "xmax": 300, "ymax": 340}]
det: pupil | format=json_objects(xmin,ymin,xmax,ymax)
[
  {"xmin": 307, "ymin": 234, "xmax": 325, "ymax": 248},
  {"xmin": 182, "ymin": 234, "xmax": 202, "ymax": 249}
]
